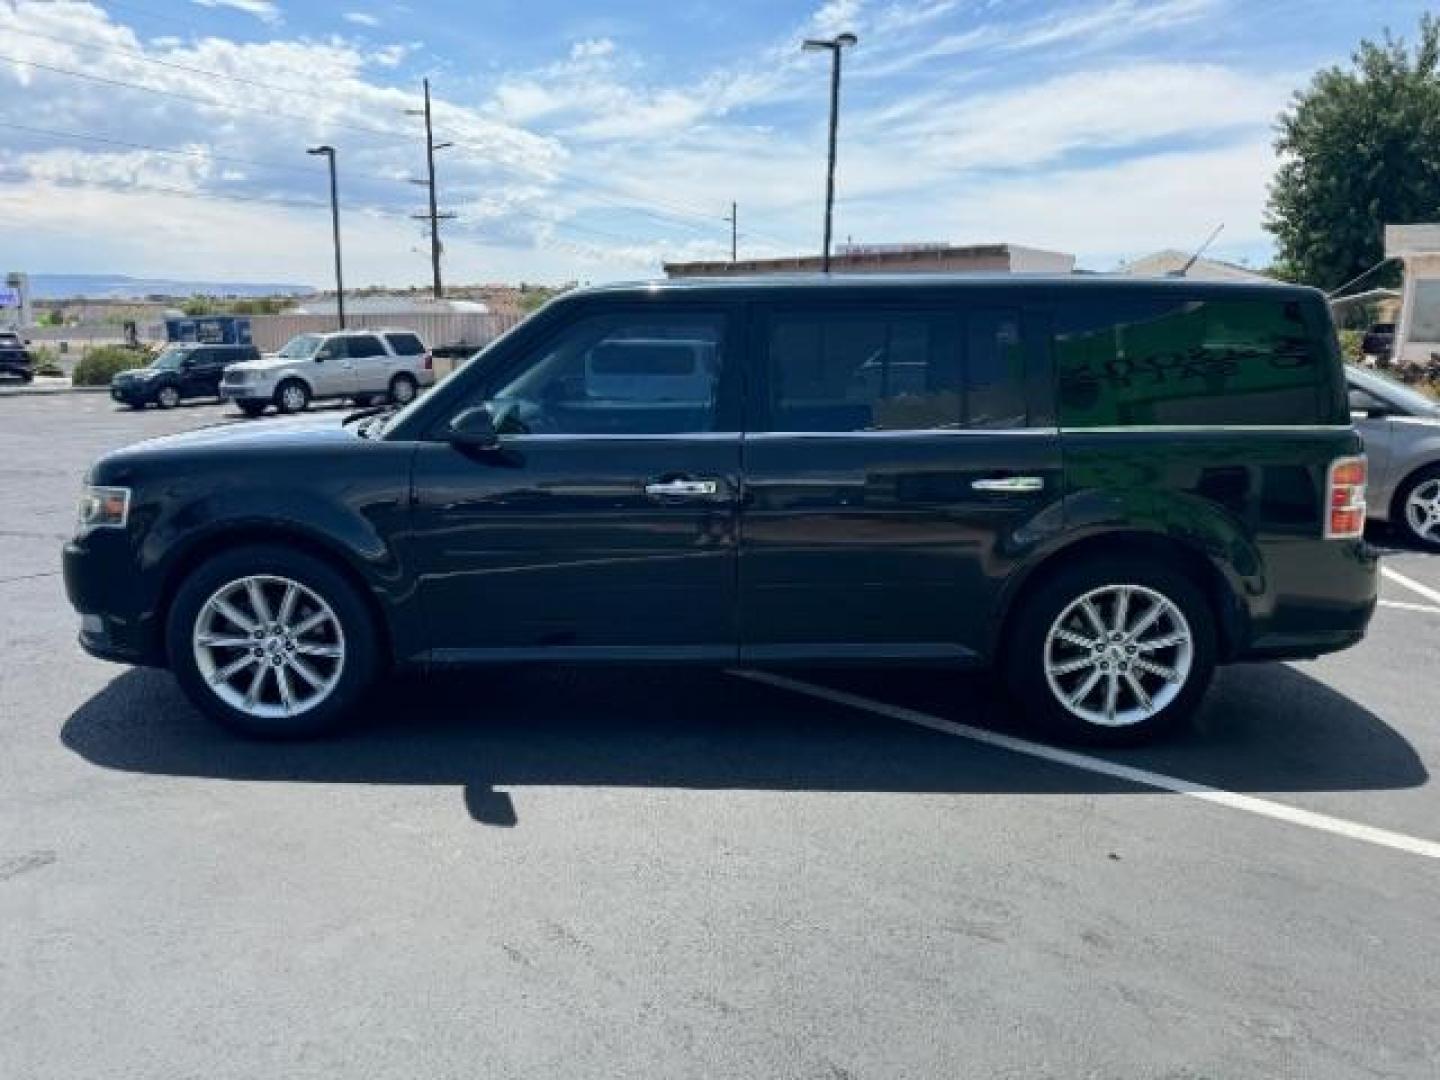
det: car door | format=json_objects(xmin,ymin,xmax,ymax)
[
  {"xmin": 183, "ymin": 347, "xmax": 221, "ymax": 398},
  {"xmin": 344, "ymin": 333, "xmax": 390, "ymax": 394},
  {"xmin": 739, "ymin": 297, "xmax": 1063, "ymax": 662},
  {"xmin": 407, "ymin": 301, "xmax": 743, "ymax": 660},
  {"xmin": 312, "ymin": 337, "xmax": 359, "ymax": 397}
]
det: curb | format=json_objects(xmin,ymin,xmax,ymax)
[{"xmin": 0, "ymin": 384, "xmax": 110, "ymax": 397}]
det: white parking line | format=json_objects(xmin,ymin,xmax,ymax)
[
  {"xmin": 1378, "ymin": 599, "xmax": 1440, "ymax": 616},
  {"xmin": 731, "ymin": 669, "xmax": 1440, "ymax": 862},
  {"xmin": 1383, "ymin": 566, "xmax": 1440, "ymax": 608}
]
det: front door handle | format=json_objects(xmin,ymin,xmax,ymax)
[
  {"xmin": 972, "ymin": 476, "xmax": 1045, "ymax": 494},
  {"xmin": 645, "ymin": 478, "xmax": 720, "ymax": 498}
]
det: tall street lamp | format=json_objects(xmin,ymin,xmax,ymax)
[
  {"xmin": 307, "ymin": 145, "xmax": 345, "ymax": 329},
  {"xmin": 802, "ymin": 32, "xmax": 857, "ymax": 273}
]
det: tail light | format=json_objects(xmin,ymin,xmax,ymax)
[
  {"xmin": 422, "ymin": 351, "xmax": 433, "ymax": 370},
  {"xmin": 1325, "ymin": 455, "xmax": 1367, "ymax": 539}
]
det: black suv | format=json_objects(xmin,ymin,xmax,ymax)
[
  {"xmin": 110, "ymin": 343, "xmax": 261, "ymax": 409},
  {"xmin": 64, "ymin": 276, "xmax": 1377, "ymax": 743},
  {"xmin": 0, "ymin": 330, "xmax": 34, "ymax": 382}
]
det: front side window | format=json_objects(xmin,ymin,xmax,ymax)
[
  {"xmin": 478, "ymin": 310, "xmax": 725, "ymax": 435},
  {"xmin": 1055, "ymin": 296, "xmax": 1324, "ymax": 427}
]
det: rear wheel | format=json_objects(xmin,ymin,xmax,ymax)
[
  {"xmin": 388, "ymin": 373, "xmax": 418, "ymax": 405},
  {"xmin": 156, "ymin": 385, "xmax": 180, "ymax": 409},
  {"xmin": 1395, "ymin": 465, "xmax": 1440, "ymax": 551},
  {"xmin": 166, "ymin": 545, "xmax": 380, "ymax": 738},
  {"xmin": 1005, "ymin": 558, "xmax": 1216, "ymax": 745},
  {"xmin": 275, "ymin": 379, "xmax": 310, "ymax": 414}
]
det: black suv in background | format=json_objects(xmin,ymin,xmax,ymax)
[
  {"xmin": 0, "ymin": 330, "xmax": 34, "ymax": 382},
  {"xmin": 110, "ymin": 343, "xmax": 261, "ymax": 409},
  {"xmin": 64, "ymin": 276, "xmax": 1377, "ymax": 744}
]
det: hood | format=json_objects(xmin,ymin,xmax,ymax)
[
  {"xmin": 232, "ymin": 354, "xmax": 304, "ymax": 372},
  {"xmin": 92, "ymin": 415, "xmax": 357, "ymax": 481},
  {"xmin": 112, "ymin": 366, "xmax": 157, "ymax": 381}
]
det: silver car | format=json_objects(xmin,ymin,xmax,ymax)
[{"xmin": 1347, "ymin": 364, "xmax": 1440, "ymax": 548}]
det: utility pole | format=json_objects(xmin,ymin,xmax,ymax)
[
  {"xmin": 724, "ymin": 201, "xmax": 737, "ymax": 263},
  {"xmin": 406, "ymin": 78, "xmax": 455, "ymax": 299},
  {"xmin": 306, "ymin": 145, "xmax": 344, "ymax": 328}
]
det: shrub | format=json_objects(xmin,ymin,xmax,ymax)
[
  {"xmin": 1338, "ymin": 328, "xmax": 1364, "ymax": 362},
  {"xmin": 29, "ymin": 346, "xmax": 63, "ymax": 377},
  {"xmin": 72, "ymin": 345, "xmax": 152, "ymax": 386}
]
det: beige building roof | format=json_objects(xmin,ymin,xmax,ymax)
[
  {"xmin": 1121, "ymin": 250, "xmax": 1273, "ymax": 283},
  {"xmin": 664, "ymin": 242, "xmax": 1075, "ymax": 278}
]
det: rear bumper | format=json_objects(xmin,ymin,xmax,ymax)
[
  {"xmin": 0, "ymin": 361, "xmax": 34, "ymax": 379},
  {"xmin": 1235, "ymin": 538, "xmax": 1379, "ymax": 662}
]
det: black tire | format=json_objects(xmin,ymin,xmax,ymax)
[
  {"xmin": 1004, "ymin": 557, "xmax": 1217, "ymax": 746},
  {"xmin": 388, "ymin": 373, "xmax": 418, "ymax": 405},
  {"xmin": 155, "ymin": 385, "xmax": 181, "ymax": 409},
  {"xmin": 1392, "ymin": 464, "xmax": 1440, "ymax": 551},
  {"xmin": 127, "ymin": 402, "xmax": 146, "ymax": 411},
  {"xmin": 238, "ymin": 401, "xmax": 268, "ymax": 419},
  {"xmin": 165, "ymin": 544, "xmax": 382, "ymax": 738},
  {"xmin": 274, "ymin": 379, "xmax": 310, "ymax": 414}
]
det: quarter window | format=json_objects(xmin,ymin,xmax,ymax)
[
  {"xmin": 1055, "ymin": 297, "xmax": 1324, "ymax": 427},
  {"xmin": 383, "ymin": 332, "xmax": 425, "ymax": 355},
  {"xmin": 480, "ymin": 311, "xmax": 725, "ymax": 435}
]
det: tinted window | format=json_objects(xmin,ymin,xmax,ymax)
[
  {"xmin": 345, "ymin": 335, "xmax": 388, "ymax": 359},
  {"xmin": 1055, "ymin": 296, "xmax": 1325, "ymax": 427},
  {"xmin": 481, "ymin": 311, "xmax": 724, "ymax": 435},
  {"xmin": 383, "ymin": 332, "xmax": 425, "ymax": 355},
  {"xmin": 763, "ymin": 308, "xmax": 1028, "ymax": 432}
]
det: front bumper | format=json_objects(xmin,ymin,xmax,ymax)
[
  {"xmin": 219, "ymin": 382, "xmax": 272, "ymax": 403},
  {"xmin": 63, "ymin": 535, "xmax": 165, "ymax": 666},
  {"xmin": 110, "ymin": 383, "xmax": 153, "ymax": 404}
]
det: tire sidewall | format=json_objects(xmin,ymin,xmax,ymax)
[
  {"xmin": 1005, "ymin": 558, "xmax": 1217, "ymax": 746},
  {"xmin": 165, "ymin": 544, "xmax": 380, "ymax": 738}
]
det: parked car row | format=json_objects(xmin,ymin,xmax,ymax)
[
  {"xmin": 108, "ymin": 329, "xmax": 436, "ymax": 414},
  {"xmin": 0, "ymin": 330, "xmax": 34, "ymax": 382},
  {"xmin": 65, "ymin": 275, "xmax": 1379, "ymax": 746}
]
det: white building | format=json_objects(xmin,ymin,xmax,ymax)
[
  {"xmin": 1384, "ymin": 224, "xmax": 1440, "ymax": 366},
  {"xmin": 293, "ymin": 295, "xmax": 489, "ymax": 317}
]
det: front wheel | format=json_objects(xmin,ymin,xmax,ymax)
[
  {"xmin": 1395, "ymin": 466, "xmax": 1440, "ymax": 551},
  {"xmin": 274, "ymin": 379, "xmax": 310, "ymax": 414},
  {"xmin": 156, "ymin": 385, "xmax": 180, "ymax": 409},
  {"xmin": 166, "ymin": 545, "xmax": 381, "ymax": 738},
  {"xmin": 1005, "ymin": 559, "xmax": 1216, "ymax": 745}
]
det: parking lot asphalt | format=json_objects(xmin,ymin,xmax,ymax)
[{"xmin": 2, "ymin": 395, "xmax": 1438, "ymax": 1079}]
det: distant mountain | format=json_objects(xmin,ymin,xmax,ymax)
[{"xmin": 27, "ymin": 273, "xmax": 316, "ymax": 300}]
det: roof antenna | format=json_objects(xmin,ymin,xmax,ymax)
[{"xmin": 1175, "ymin": 223, "xmax": 1224, "ymax": 277}]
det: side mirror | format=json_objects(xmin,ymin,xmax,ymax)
[{"xmin": 447, "ymin": 406, "xmax": 499, "ymax": 448}]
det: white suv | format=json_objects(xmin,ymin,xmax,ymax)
[{"xmin": 220, "ymin": 329, "xmax": 435, "ymax": 418}]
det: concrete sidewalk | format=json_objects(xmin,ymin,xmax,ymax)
[{"xmin": 0, "ymin": 377, "xmax": 106, "ymax": 396}]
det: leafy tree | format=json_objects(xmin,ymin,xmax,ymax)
[
  {"xmin": 181, "ymin": 295, "xmax": 216, "ymax": 316},
  {"xmin": 1265, "ymin": 15, "xmax": 1440, "ymax": 290}
]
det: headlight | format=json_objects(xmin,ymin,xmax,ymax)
[{"xmin": 76, "ymin": 485, "xmax": 131, "ymax": 533}]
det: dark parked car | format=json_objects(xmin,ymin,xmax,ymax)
[
  {"xmin": 110, "ymin": 343, "xmax": 260, "ymax": 409},
  {"xmin": 0, "ymin": 330, "xmax": 34, "ymax": 382},
  {"xmin": 1361, "ymin": 322, "xmax": 1395, "ymax": 364},
  {"xmin": 64, "ymin": 276, "xmax": 1377, "ymax": 744}
]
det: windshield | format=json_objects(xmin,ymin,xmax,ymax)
[
  {"xmin": 1347, "ymin": 364, "xmax": 1440, "ymax": 417},
  {"xmin": 150, "ymin": 346, "xmax": 195, "ymax": 371},
  {"xmin": 277, "ymin": 334, "xmax": 325, "ymax": 359}
]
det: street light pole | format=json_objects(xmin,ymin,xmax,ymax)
[
  {"xmin": 307, "ymin": 145, "xmax": 345, "ymax": 328},
  {"xmin": 803, "ymin": 32, "xmax": 857, "ymax": 273}
]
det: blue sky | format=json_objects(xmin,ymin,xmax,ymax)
[{"xmin": 0, "ymin": 0, "xmax": 1433, "ymax": 286}]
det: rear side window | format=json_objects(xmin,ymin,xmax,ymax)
[
  {"xmin": 383, "ymin": 332, "xmax": 425, "ymax": 355},
  {"xmin": 762, "ymin": 308, "xmax": 1028, "ymax": 432},
  {"xmin": 1055, "ymin": 296, "xmax": 1327, "ymax": 428},
  {"xmin": 343, "ymin": 335, "xmax": 388, "ymax": 359}
]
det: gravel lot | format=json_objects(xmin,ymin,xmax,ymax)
[{"xmin": 2, "ymin": 395, "xmax": 1438, "ymax": 1079}]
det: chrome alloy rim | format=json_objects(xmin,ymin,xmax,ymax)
[
  {"xmin": 1043, "ymin": 584, "xmax": 1193, "ymax": 728},
  {"xmin": 280, "ymin": 384, "xmax": 307, "ymax": 411},
  {"xmin": 391, "ymin": 378, "xmax": 415, "ymax": 403},
  {"xmin": 1404, "ymin": 479, "xmax": 1440, "ymax": 543},
  {"xmin": 192, "ymin": 575, "xmax": 345, "ymax": 719},
  {"xmin": 158, "ymin": 386, "xmax": 179, "ymax": 407}
]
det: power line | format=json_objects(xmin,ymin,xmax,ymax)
[{"xmin": 0, "ymin": 23, "xmax": 425, "ymax": 113}]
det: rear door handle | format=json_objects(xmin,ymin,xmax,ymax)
[
  {"xmin": 645, "ymin": 478, "xmax": 720, "ymax": 498},
  {"xmin": 972, "ymin": 476, "xmax": 1045, "ymax": 494}
]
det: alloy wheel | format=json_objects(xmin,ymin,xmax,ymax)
[
  {"xmin": 1404, "ymin": 478, "xmax": 1440, "ymax": 544},
  {"xmin": 281, "ymin": 384, "xmax": 307, "ymax": 412},
  {"xmin": 157, "ymin": 386, "xmax": 179, "ymax": 409},
  {"xmin": 191, "ymin": 574, "xmax": 346, "ymax": 719},
  {"xmin": 391, "ymin": 377, "xmax": 416, "ymax": 404},
  {"xmin": 1043, "ymin": 584, "xmax": 1194, "ymax": 728}
]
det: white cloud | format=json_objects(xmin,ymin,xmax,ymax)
[
  {"xmin": 191, "ymin": 0, "xmax": 283, "ymax": 26},
  {"xmin": 343, "ymin": 12, "xmax": 381, "ymax": 28}
]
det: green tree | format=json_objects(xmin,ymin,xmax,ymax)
[
  {"xmin": 181, "ymin": 295, "xmax": 216, "ymax": 316},
  {"xmin": 1265, "ymin": 15, "xmax": 1440, "ymax": 290}
]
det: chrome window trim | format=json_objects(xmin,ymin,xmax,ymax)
[{"xmin": 1059, "ymin": 424, "xmax": 1357, "ymax": 434}]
